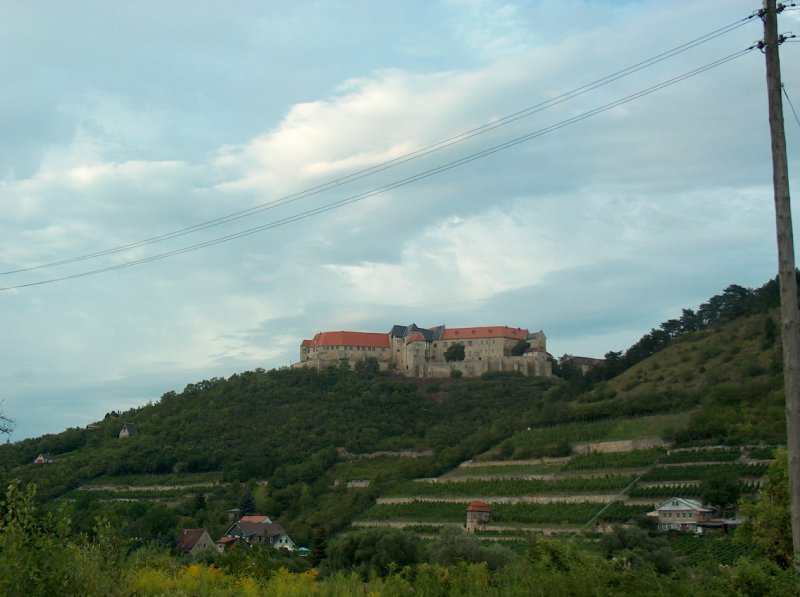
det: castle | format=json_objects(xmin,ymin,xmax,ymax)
[{"xmin": 296, "ymin": 323, "xmax": 552, "ymax": 378}]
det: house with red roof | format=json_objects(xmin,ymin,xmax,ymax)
[
  {"xmin": 178, "ymin": 528, "xmax": 218, "ymax": 554},
  {"xmin": 297, "ymin": 322, "xmax": 552, "ymax": 379},
  {"xmin": 220, "ymin": 515, "xmax": 296, "ymax": 551}
]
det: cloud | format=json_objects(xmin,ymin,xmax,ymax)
[{"xmin": 1, "ymin": 0, "xmax": 793, "ymax": 440}]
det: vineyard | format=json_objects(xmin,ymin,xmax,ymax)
[
  {"xmin": 667, "ymin": 534, "xmax": 754, "ymax": 566},
  {"xmin": 360, "ymin": 500, "xmax": 652, "ymax": 526},
  {"xmin": 489, "ymin": 413, "xmax": 689, "ymax": 457},
  {"xmin": 562, "ymin": 448, "xmax": 663, "ymax": 470},
  {"xmin": 627, "ymin": 481, "xmax": 762, "ymax": 500},
  {"xmin": 386, "ymin": 476, "xmax": 636, "ymax": 497},
  {"xmin": 357, "ymin": 407, "xmax": 773, "ymax": 538},
  {"xmin": 445, "ymin": 463, "xmax": 560, "ymax": 477},
  {"xmin": 639, "ymin": 463, "xmax": 767, "ymax": 482},
  {"xmin": 660, "ymin": 448, "xmax": 741, "ymax": 463}
]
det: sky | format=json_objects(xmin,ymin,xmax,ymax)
[{"xmin": 1, "ymin": 1, "xmax": 799, "ymax": 440}]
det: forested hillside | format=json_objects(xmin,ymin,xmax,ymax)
[{"xmin": 0, "ymin": 276, "xmax": 796, "ymax": 595}]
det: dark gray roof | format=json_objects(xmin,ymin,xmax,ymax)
[
  {"xmin": 227, "ymin": 520, "xmax": 287, "ymax": 540},
  {"xmin": 390, "ymin": 323, "xmax": 446, "ymax": 342},
  {"xmin": 389, "ymin": 325, "xmax": 408, "ymax": 337}
]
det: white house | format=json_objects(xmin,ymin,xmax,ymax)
[{"xmin": 654, "ymin": 497, "xmax": 714, "ymax": 533}]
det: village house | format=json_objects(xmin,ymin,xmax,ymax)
[
  {"xmin": 219, "ymin": 515, "xmax": 296, "ymax": 550},
  {"xmin": 653, "ymin": 497, "xmax": 714, "ymax": 533},
  {"xmin": 296, "ymin": 323, "xmax": 552, "ymax": 379},
  {"xmin": 178, "ymin": 528, "xmax": 218, "ymax": 555}
]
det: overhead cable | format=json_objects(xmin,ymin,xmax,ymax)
[
  {"xmin": 0, "ymin": 15, "xmax": 757, "ymax": 278},
  {"xmin": 0, "ymin": 47, "xmax": 755, "ymax": 291}
]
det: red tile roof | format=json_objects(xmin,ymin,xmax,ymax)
[
  {"xmin": 179, "ymin": 528, "xmax": 208, "ymax": 552},
  {"xmin": 466, "ymin": 500, "xmax": 492, "ymax": 513},
  {"xmin": 239, "ymin": 515, "xmax": 270, "ymax": 523},
  {"xmin": 442, "ymin": 326, "xmax": 528, "ymax": 341},
  {"xmin": 300, "ymin": 339, "xmax": 313, "ymax": 347},
  {"xmin": 406, "ymin": 332, "xmax": 426, "ymax": 344},
  {"xmin": 312, "ymin": 331, "xmax": 391, "ymax": 348}
]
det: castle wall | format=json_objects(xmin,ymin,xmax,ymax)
[
  {"xmin": 423, "ymin": 354, "xmax": 552, "ymax": 379},
  {"xmin": 297, "ymin": 325, "xmax": 552, "ymax": 379}
]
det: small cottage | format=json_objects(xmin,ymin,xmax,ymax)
[
  {"xmin": 178, "ymin": 528, "xmax": 218, "ymax": 554},
  {"xmin": 33, "ymin": 453, "xmax": 56, "ymax": 465},
  {"xmin": 466, "ymin": 500, "xmax": 492, "ymax": 532},
  {"xmin": 654, "ymin": 497, "xmax": 714, "ymax": 533},
  {"xmin": 118, "ymin": 422, "xmax": 138, "ymax": 438}
]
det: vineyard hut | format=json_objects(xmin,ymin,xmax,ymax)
[
  {"xmin": 33, "ymin": 453, "xmax": 55, "ymax": 465},
  {"xmin": 466, "ymin": 500, "xmax": 492, "ymax": 532},
  {"xmin": 118, "ymin": 422, "xmax": 138, "ymax": 438}
]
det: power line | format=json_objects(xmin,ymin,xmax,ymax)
[
  {"xmin": 0, "ymin": 47, "xmax": 755, "ymax": 292},
  {"xmin": 0, "ymin": 14, "xmax": 758, "ymax": 278},
  {"xmin": 784, "ymin": 84, "xmax": 800, "ymax": 129}
]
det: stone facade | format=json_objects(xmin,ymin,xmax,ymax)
[{"xmin": 296, "ymin": 323, "xmax": 552, "ymax": 379}]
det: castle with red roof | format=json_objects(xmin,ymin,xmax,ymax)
[{"xmin": 297, "ymin": 323, "xmax": 551, "ymax": 378}]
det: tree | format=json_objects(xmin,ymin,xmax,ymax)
[
  {"xmin": 238, "ymin": 488, "xmax": 256, "ymax": 517},
  {"xmin": 322, "ymin": 527, "xmax": 422, "ymax": 578},
  {"xmin": 310, "ymin": 526, "xmax": 328, "ymax": 568},
  {"xmin": 355, "ymin": 357, "xmax": 380, "ymax": 377},
  {"xmin": 444, "ymin": 343, "xmax": 465, "ymax": 362},
  {"xmin": 737, "ymin": 448, "xmax": 792, "ymax": 568},
  {"xmin": 510, "ymin": 340, "xmax": 530, "ymax": 356},
  {"xmin": 700, "ymin": 470, "xmax": 741, "ymax": 512},
  {"xmin": 0, "ymin": 403, "xmax": 14, "ymax": 436},
  {"xmin": 428, "ymin": 527, "xmax": 513, "ymax": 570},
  {"xmin": 552, "ymin": 354, "xmax": 581, "ymax": 380}
]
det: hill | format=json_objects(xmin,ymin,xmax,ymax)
[{"xmin": 0, "ymin": 277, "xmax": 789, "ymax": 549}]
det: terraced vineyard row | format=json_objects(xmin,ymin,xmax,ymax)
[
  {"xmin": 639, "ymin": 463, "xmax": 767, "ymax": 482},
  {"xmin": 627, "ymin": 481, "xmax": 762, "ymax": 500},
  {"xmin": 386, "ymin": 476, "xmax": 636, "ymax": 497},
  {"xmin": 361, "ymin": 500, "xmax": 652, "ymax": 525},
  {"xmin": 659, "ymin": 448, "xmax": 741, "ymax": 463}
]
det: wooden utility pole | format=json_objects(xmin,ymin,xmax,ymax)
[{"xmin": 762, "ymin": 0, "xmax": 800, "ymax": 563}]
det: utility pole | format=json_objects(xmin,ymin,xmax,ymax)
[{"xmin": 762, "ymin": 0, "xmax": 800, "ymax": 564}]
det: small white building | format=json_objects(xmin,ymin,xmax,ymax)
[
  {"xmin": 654, "ymin": 497, "xmax": 714, "ymax": 533},
  {"xmin": 33, "ymin": 453, "xmax": 56, "ymax": 465},
  {"xmin": 118, "ymin": 422, "xmax": 138, "ymax": 438}
]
